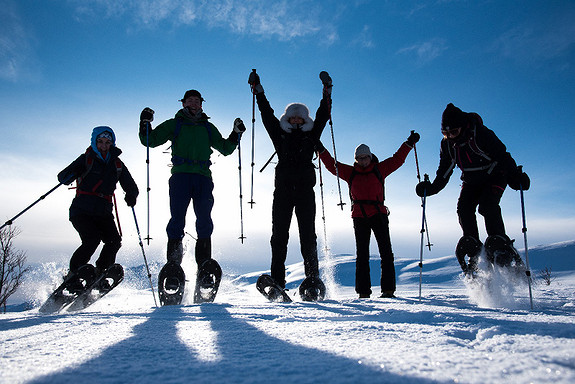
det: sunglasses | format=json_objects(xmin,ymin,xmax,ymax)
[{"xmin": 441, "ymin": 126, "xmax": 462, "ymax": 138}]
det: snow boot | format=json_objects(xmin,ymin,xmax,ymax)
[
  {"xmin": 455, "ymin": 236, "xmax": 482, "ymax": 276},
  {"xmin": 485, "ymin": 235, "xmax": 524, "ymax": 268},
  {"xmin": 195, "ymin": 237, "xmax": 211, "ymax": 265},
  {"xmin": 167, "ymin": 239, "xmax": 183, "ymax": 264}
]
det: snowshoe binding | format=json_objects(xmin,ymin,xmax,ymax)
[
  {"xmin": 256, "ymin": 274, "xmax": 292, "ymax": 303},
  {"xmin": 193, "ymin": 259, "xmax": 222, "ymax": 304},
  {"xmin": 299, "ymin": 276, "xmax": 326, "ymax": 302},
  {"xmin": 39, "ymin": 264, "xmax": 97, "ymax": 314},
  {"xmin": 67, "ymin": 264, "xmax": 124, "ymax": 312},
  {"xmin": 158, "ymin": 261, "xmax": 186, "ymax": 306},
  {"xmin": 455, "ymin": 236, "xmax": 482, "ymax": 277}
]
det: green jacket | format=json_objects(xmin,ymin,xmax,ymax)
[{"xmin": 140, "ymin": 109, "xmax": 238, "ymax": 178}]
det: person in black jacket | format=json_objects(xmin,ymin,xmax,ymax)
[
  {"xmin": 58, "ymin": 126, "xmax": 138, "ymax": 289},
  {"xmin": 248, "ymin": 71, "xmax": 331, "ymax": 290},
  {"xmin": 416, "ymin": 103, "xmax": 530, "ymax": 274}
]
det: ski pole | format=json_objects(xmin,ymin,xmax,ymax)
[
  {"xmin": 249, "ymin": 69, "xmax": 257, "ymax": 208},
  {"xmin": 259, "ymin": 151, "xmax": 276, "ymax": 173},
  {"xmin": 1, "ymin": 182, "xmax": 63, "ymax": 231},
  {"xmin": 317, "ymin": 158, "xmax": 329, "ymax": 254},
  {"xmin": 145, "ymin": 121, "xmax": 152, "ymax": 245},
  {"xmin": 132, "ymin": 207, "xmax": 158, "ymax": 308},
  {"xmin": 412, "ymin": 133, "xmax": 432, "ymax": 251},
  {"xmin": 418, "ymin": 174, "xmax": 430, "ymax": 301},
  {"xmin": 518, "ymin": 165, "xmax": 533, "ymax": 310},
  {"xmin": 112, "ymin": 193, "xmax": 122, "ymax": 237},
  {"xmin": 320, "ymin": 71, "xmax": 345, "ymax": 211},
  {"xmin": 237, "ymin": 132, "xmax": 246, "ymax": 243}
]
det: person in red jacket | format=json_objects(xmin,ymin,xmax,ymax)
[{"xmin": 316, "ymin": 132, "xmax": 419, "ymax": 298}]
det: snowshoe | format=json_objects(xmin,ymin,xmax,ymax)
[
  {"xmin": 256, "ymin": 274, "xmax": 292, "ymax": 303},
  {"xmin": 39, "ymin": 264, "xmax": 97, "ymax": 314},
  {"xmin": 484, "ymin": 235, "xmax": 524, "ymax": 269},
  {"xmin": 455, "ymin": 236, "xmax": 482, "ymax": 276},
  {"xmin": 158, "ymin": 261, "xmax": 186, "ymax": 306},
  {"xmin": 67, "ymin": 264, "xmax": 124, "ymax": 312},
  {"xmin": 193, "ymin": 259, "xmax": 222, "ymax": 304},
  {"xmin": 299, "ymin": 276, "xmax": 326, "ymax": 302}
]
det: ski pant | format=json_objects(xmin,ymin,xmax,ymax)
[
  {"xmin": 166, "ymin": 173, "xmax": 214, "ymax": 241},
  {"xmin": 353, "ymin": 213, "xmax": 396, "ymax": 295},
  {"xmin": 270, "ymin": 183, "xmax": 319, "ymax": 288},
  {"xmin": 70, "ymin": 213, "xmax": 121, "ymax": 272},
  {"xmin": 457, "ymin": 178, "xmax": 506, "ymax": 241}
]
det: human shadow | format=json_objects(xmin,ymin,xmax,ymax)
[{"xmin": 29, "ymin": 303, "xmax": 440, "ymax": 384}]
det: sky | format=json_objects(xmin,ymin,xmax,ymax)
[{"xmin": 1, "ymin": 0, "xmax": 574, "ymax": 274}]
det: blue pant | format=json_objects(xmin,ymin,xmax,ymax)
[{"xmin": 166, "ymin": 173, "xmax": 214, "ymax": 240}]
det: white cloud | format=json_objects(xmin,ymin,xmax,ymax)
[
  {"xmin": 397, "ymin": 38, "xmax": 448, "ymax": 64},
  {"xmin": 0, "ymin": 1, "xmax": 36, "ymax": 82}
]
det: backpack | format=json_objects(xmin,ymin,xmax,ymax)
[
  {"xmin": 347, "ymin": 157, "xmax": 388, "ymax": 217},
  {"xmin": 75, "ymin": 147, "xmax": 123, "ymax": 202},
  {"xmin": 170, "ymin": 117, "xmax": 213, "ymax": 168}
]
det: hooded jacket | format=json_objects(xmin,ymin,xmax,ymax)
[
  {"xmin": 58, "ymin": 126, "xmax": 139, "ymax": 218},
  {"xmin": 319, "ymin": 143, "xmax": 412, "ymax": 218},
  {"xmin": 139, "ymin": 109, "xmax": 238, "ymax": 178}
]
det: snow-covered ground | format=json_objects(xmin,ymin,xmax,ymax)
[{"xmin": 1, "ymin": 241, "xmax": 574, "ymax": 384}]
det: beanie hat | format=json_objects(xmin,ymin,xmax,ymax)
[
  {"xmin": 279, "ymin": 103, "xmax": 314, "ymax": 132},
  {"xmin": 354, "ymin": 144, "xmax": 372, "ymax": 159},
  {"xmin": 441, "ymin": 103, "xmax": 468, "ymax": 130},
  {"xmin": 97, "ymin": 131, "xmax": 113, "ymax": 142},
  {"xmin": 180, "ymin": 89, "xmax": 205, "ymax": 102}
]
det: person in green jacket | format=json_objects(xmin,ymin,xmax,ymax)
[{"xmin": 139, "ymin": 89, "xmax": 245, "ymax": 271}]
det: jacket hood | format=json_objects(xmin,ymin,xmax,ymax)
[
  {"xmin": 91, "ymin": 126, "xmax": 116, "ymax": 161},
  {"xmin": 279, "ymin": 103, "xmax": 314, "ymax": 133}
]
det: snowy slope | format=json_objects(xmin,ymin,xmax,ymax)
[{"xmin": 1, "ymin": 242, "xmax": 574, "ymax": 384}]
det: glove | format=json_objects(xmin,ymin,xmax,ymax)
[
  {"xmin": 416, "ymin": 180, "xmax": 434, "ymax": 197},
  {"xmin": 234, "ymin": 118, "xmax": 246, "ymax": 134},
  {"xmin": 58, "ymin": 171, "xmax": 76, "ymax": 186},
  {"xmin": 248, "ymin": 71, "xmax": 264, "ymax": 94},
  {"xmin": 407, "ymin": 131, "xmax": 420, "ymax": 147},
  {"xmin": 140, "ymin": 107, "xmax": 154, "ymax": 122},
  {"xmin": 124, "ymin": 194, "xmax": 137, "ymax": 207},
  {"xmin": 508, "ymin": 168, "xmax": 530, "ymax": 191},
  {"xmin": 320, "ymin": 71, "xmax": 332, "ymax": 96},
  {"xmin": 314, "ymin": 139, "xmax": 326, "ymax": 153}
]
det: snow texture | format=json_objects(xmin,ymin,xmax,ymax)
[{"xmin": 1, "ymin": 241, "xmax": 574, "ymax": 384}]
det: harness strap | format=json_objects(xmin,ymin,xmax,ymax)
[{"xmin": 75, "ymin": 190, "xmax": 113, "ymax": 202}]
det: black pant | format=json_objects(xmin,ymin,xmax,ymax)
[
  {"xmin": 353, "ymin": 213, "xmax": 395, "ymax": 295},
  {"xmin": 270, "ymin": 182, "xmax": 319, "ymax": 288},
  {"xmin": 70, "ymin": 214, "xmax": 121, "ymax": 272},
  {"xmin": 457, "ymin": 179, "xmax": 506, "ymax": 241}
]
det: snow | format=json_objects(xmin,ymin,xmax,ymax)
[{"xmin": 1, "ymin": 242, "xmax": 575, "ymax": 384}]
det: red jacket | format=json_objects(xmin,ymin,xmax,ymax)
[{"xmin": 319, "ymin": 142, "xmax": 411, "ymax": 218}]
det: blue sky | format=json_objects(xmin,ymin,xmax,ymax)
[{"xmin": 1, "ymin": 0, "xmax": 574, "ymax": 273}]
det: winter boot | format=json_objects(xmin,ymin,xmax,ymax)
[
  {"xmin": 195, "ymin": 238, "xmax": 211, "ymax": 266},
  {"xmin": 167, "ymin": 239, "xmax": 183, "ymax": 264},
  {"xmin": 455, "ymin": 236, "xmax": 482, "ymax": 275}
]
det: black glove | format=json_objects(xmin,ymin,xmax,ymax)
[
  {"xmin": 248, "ymin": 71, "xmax": 264, "ymax": 94},
  {"xmin": 508, "ymin": 168, "xmax": 530, "ymax": 191},
  {"xmin": 125, "ymin": 194, "xmax": 137, "ymax": 207},
  {"xmin": 320, "ymin": 71, "xmax": 332, "ymax": 96},
  {"xmin": 233, "ymin": 118, "xmax": 246, "ymax": 134},
  {"xmin": 407, "ymin": 131, "xmax": 420, "ymax": 147},
  {"xmin": 139, "ymin": 107, "xmax": 154, "ymax": 136},
  {"xmin": 314, "ymin": 138, "xmax": 326, "ymax": 153},
  {"xmin": 416, "ymin": 180, "xmax": 434, "ymax": 197},
  {"xmin": 58, "ymin": 171, "xmax": 76, "ymax": 186}
]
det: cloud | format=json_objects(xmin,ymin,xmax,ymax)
[
  {"xmin": 0, "ymin": 1, "xmax": 36, "ymax": 82},
  {"xmin": 350, "ymin": 25, "xmax": 374, "ymax": 49},
  {"xmin": 70, "ymin": 0, "xmax": 337, "ymax": 43},
  {"xmin": 397, "ymin": 38, "xmax": 448, "ymax": 64}
]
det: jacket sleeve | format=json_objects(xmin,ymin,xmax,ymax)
[
  {"xmin": 139, "ymin": 119, "xmax": 175, "ymax": 148},
  {"xmin": 256, "ymin": 93, "xmax": 282, "ymax": 149},
  {"xmin": 310, "ymin": 95, "xmax": 331, "ymax": 141},
  {"xmin": 118, "ymin": 161, "xmax": 139, "ymax": 198},
  {"xmin": 209, "ymin": 123, "xmax": 238, "ymax": 156},
  {"xmin": 429, "ymin": 139, "xmax": 453, "ymax": 194},
  {"xmin": 319, "ymin": 149, "xmax": 353, "ymax": 183},
  {"xmin": 57, "ymin": 154, "xmax": 86, "ymax": 185},
  {"xmin": 378, "ymin": 142, "xmax": 411, "ymax": 178}
]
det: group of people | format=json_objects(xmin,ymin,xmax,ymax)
[{"xmin": 57, "ymin": 71, "xmax": 530, "ymax": 300}]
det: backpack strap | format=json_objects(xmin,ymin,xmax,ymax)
[
  {"xmin": 348, "ymin": 165, "xmax": 386, "ymax": 218},
  {"xmin": 170, "ymin": 118, "xmax": 213, "ymax": 167}
]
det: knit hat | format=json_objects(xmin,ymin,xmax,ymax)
[
  {"xmin": 97, "ymin": 131, "xmax": 113, "ymax": 142},
  {"xmin": 441, "ymin": 103, "xmax": 468, "ymax": 131},
  {"xmin": 180, "ymin": 89, "xmax": 205, "ymax": 102},
  {"xmin": 354, "ymin": 144, "xmax": 372, "ymax": 159},
  {"xmin": 279, "ymin": 103, "xmax": 314, "ymax": 132}
]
